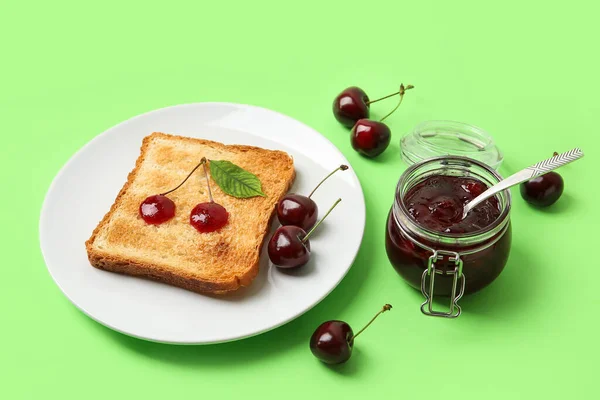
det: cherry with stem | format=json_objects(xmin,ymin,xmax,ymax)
[
  {"xmin": 277, "ymin": 165, "xmax": 348, "ymax": 230},
  {"xmin": 351, "ymin": 84, "xmax": 414, "ymax": 158},
  {"xmin": 310, "ymin": 304, "xmax": 393, "ymax": 364},
  {"xmin": 333, "ymin": 84, "xmax": 413, "ymax": 128},
  {"xmin": 269, "ymin": 198, "xmax": 342, "ymax": 268}
]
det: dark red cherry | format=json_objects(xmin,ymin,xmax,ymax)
[
  {"xmin": 332, "ymin": 86, "xmax": 370, "ymax": 128},
  {"xmin": 310, "ymin": 304, "xmax": 392, "ymax": 365},
  {"xmin": 139, "ymin": 195, "xmax": 176, "ymax": 224},
  {"xmin": 270, "ymin": 198, "xmax": 342, "ymax": 268},
  {"xmin": 310, "ymin": 321, "xmax": 354, "ymax": 364},
  {"xmin": 351, "ymin": 119, "xmax": 391, "ymax": 158},
  {"xmin": 277, "ymin": 195, "xmax": 317, "ymax": 231},
  {"xmin": 333, "ymin": 86, "xmax": 410, "ymax": 129},
  {"xmin": 268, "ymin": 225, "xmax": 310, "ymax": 268},
  {"xmin": 348, "ymin": 83, "xmax": 413, "ymax": 158},
  {"xmin": 520, "ymin": 172, "xmax": 564, "ymax": 207},
  {"xmin": 277, "ymin": 165, "xmax": 348, "ymax": 230},
  {"xmin": 190, "ymin": 202, "xmax": 229, "ymax": 233}
]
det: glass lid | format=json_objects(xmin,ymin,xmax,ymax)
[{"xmin": 400, "ymin": 120, "xmax": 503, "ymax": 170}]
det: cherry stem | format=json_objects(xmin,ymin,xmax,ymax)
[
  {"xmin": 366, "ymin": 91, "xmax": 400, "ymax": 105},
  {"xmin": 160, "ymin": 159, "xmax": 206, "ymax": 196},
  {"xmin": 379, "ymin": 84, "xmax": 414, "ymax": 123},
  {"xmin": 350, "ymin": 304, "xmax": 392, "ymax": 342},
  {"xmin": 200, "ymin": 157, "xmax": 214, "ymax": 203},
  {"xmin": 301, "ymin": 198, "xmax": 342, "ymax": 243},
  {"xmin": 308, "ymin": 165, "xmax": 349, "ymax": 199}
]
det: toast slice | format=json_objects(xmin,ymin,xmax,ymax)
[{"xmin": 85, "ymin": 132, "xmax": 295, "ymax": 294}]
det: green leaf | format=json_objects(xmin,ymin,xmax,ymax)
[{"xmin": 209, "ymin": 160, "xmax": 266, "ymax": 198}]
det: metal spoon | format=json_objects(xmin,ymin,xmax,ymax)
[{"xmin": 462, "ymin": 148, "xmax": 584, "ymax": 219}]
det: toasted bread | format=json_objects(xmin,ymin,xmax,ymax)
[{"xmin": 85, "ymin": 132, "xmax": 295, "ymax": 294}]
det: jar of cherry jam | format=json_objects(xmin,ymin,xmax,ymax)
[{"xmin": 386, "ymin": 156, "xmax": 512, "ymax": 318}]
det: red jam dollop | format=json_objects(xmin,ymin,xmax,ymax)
[
  {"xmin": 404, "ymin": 175, "xmax": 500, "ymax": 234},
  {"xmin": 140, "ymin": 195, "xmax": 176, "ymax": 225},
  {"xmin": 190, "ymin": 202, "xmax": 229, "ymax": 233}
]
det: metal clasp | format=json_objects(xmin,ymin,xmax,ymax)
[{"xmin": 420, "ymin": 250, "xmax": 466, "ymax": 318}]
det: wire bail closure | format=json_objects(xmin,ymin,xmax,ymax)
[{"xmin": 420, "ymin": 250, "xmax": 465, "ymax": 318}]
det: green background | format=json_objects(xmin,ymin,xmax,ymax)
[{"xmin": 2, "ymin": 0, "xmax": 598, "ymax": 398}]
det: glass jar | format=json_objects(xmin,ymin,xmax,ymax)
[{"xmin": 385, "ymin": 156, "xmax": 512, "ymax": 318}]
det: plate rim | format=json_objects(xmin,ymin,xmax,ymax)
[{"xmin": 39, "ymin": 102, "xmax": 366, "ymax": 344}]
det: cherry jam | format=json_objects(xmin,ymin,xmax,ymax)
[
  {"xmin": 190, "ymin": 202, "xmax": 229, "ymax": 233},
  {"xmin": 386, "ymin": 157, "xmax": 512, "ymax": 297},
  {"xmin": 405, "ymin": 175, "xmax": 500, "ymax": 234},
  {"xmin": 140, "ymin": 195, "xmax": 176, "ymax": 225}
]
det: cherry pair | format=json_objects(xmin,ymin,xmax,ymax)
[
  {"xmin": 139, "ymin": 158, "xmax": 228, "ymax": 233},
  {"xmin": 268, "ymin": 165, "xmax": 348, "ymax": 268},
  {"xmin": 333, "ymin": 84, "xmax": 414, "ymax": 158}
]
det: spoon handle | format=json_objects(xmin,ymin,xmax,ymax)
[{"xmin": 463, "ymin": 148, "xmax": 584, "ymax": 216}]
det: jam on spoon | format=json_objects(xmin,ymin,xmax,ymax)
[
  {"xmin": 139, "ymin": 159, "xmax": 206, "ymax": 225},
  {"xmin": 190, "ymin": 158, "xmax": 229, "ymax": 233}
]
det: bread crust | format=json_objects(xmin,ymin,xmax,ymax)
[{"xmin": 85, "ymin": 132, "xmax": 295, "ymax": 294}]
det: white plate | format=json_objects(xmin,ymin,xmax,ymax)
[{"xmin": 39, "ymin": 103, "xmax": 365, "ymax": 344}]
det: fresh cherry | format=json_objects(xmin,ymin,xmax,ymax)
[
  {"xmin": 190, "ymin": 158, "xmax": 229, "ymax": 233},
  {"xmin": 139, "ymin": 159, "xmax": 206, "ymax": 225},
  {"xmin": 310, "ymin": 304, "xmax": 392, "ymax": 364},
  {"xmin": 333, "ymin": 86, "xmax": 409, "ymax": 129},
  {"xmin": 520, "ymin": 171, "xmax": 564, "ymax": 207},
  {"xmin": 332, "ymin": 87, "xmax": 370, "ymax": 128},
  {"xmin": 350, "ymin": 83, "xmax": 413, "ymax": 158},
  {"xmin": 268, "ymin": 225, "xmax": 310, "ymax": 268},
  {"xmin": 277, "ymin": 165, "xmax": 348, "ymax": 230},
  {"xmin": 277, "ymin": 195, "xmax": 317, "ymax": 231},
  {"xmin": 269, "ymin": 198, "xmax": 342, "ymax": 268},
  {"xmin": 351, "ymin": 119, "xmax": 391, "ymax": 158}
]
